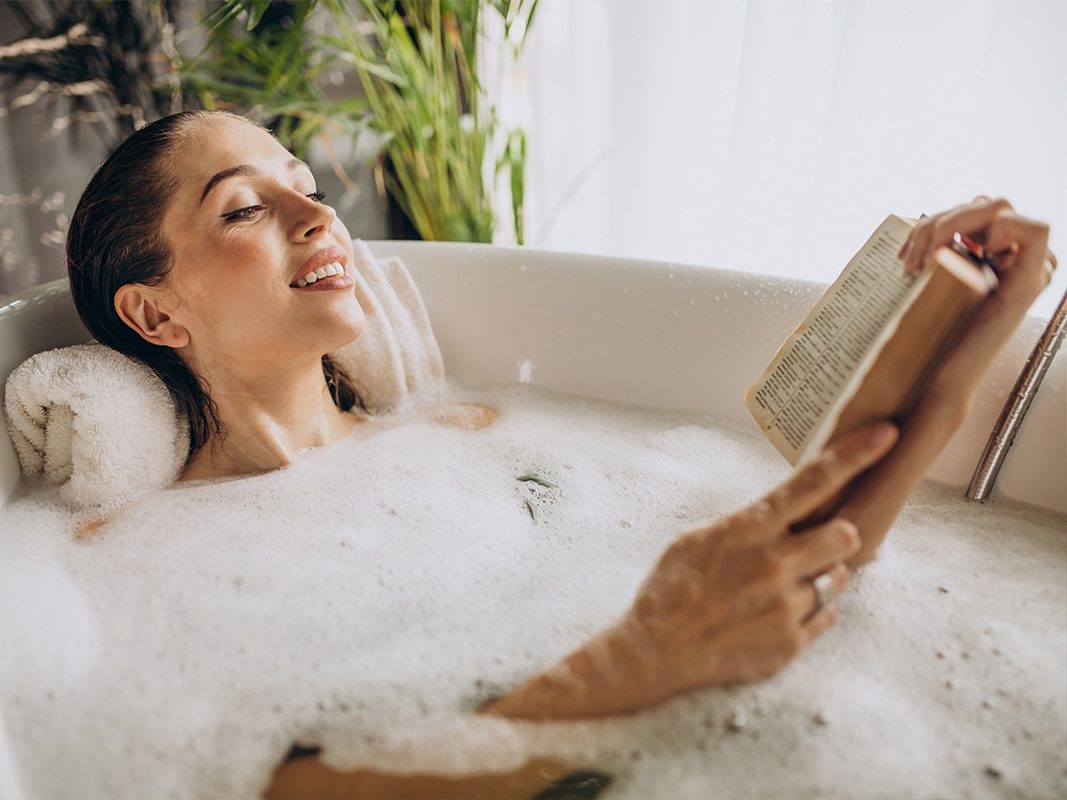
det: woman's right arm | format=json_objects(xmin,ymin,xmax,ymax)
[
  {"xmin": 261, "ymin": 423, "xmax": 899, "ymax": 796},
  {"xmin": 485, "ymin": 422, "xmax": 898, "ymax": 720}
]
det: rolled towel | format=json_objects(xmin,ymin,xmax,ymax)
[
  {"xmin": 3, "ymin": 342, "xmax": 189, "ymax": 510},
  {"xmin": 332, "ymin": 240, "xmax": 446, "ymax": 413}
]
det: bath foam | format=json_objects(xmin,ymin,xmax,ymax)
[{"xmin": 0, "ymin": 383, "xmax": 1062, "ymax": 799}]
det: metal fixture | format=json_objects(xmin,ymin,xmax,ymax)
[{"xmin": 966, "ymin": 284, "xmax": 1067, "ymax": 501}]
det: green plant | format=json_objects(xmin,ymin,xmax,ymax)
[
  {"xmin": 184, "ymin": 1, "xmax": 367, "ymax": 160},
  {"xmin": 189, "ymin": 0, "xmax": 536, "ymax": 244}
]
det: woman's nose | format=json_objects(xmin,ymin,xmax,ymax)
[{"xmin": 288, "ymin": 193, "xmax": 337, "ymax": 242}]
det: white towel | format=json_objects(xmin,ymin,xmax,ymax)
[
  {"xmin": 2, "ymin": 242, "xmax": 445, "ymax": 509},
  {"xmin": 4, "ymin": 342, "xmax": 189, "ymax": 510},
  {"xmin": 332, "ymin": 240, "xmax": 446, "ymax": 412}
]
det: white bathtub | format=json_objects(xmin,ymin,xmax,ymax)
[
  {"xmin": 0, "ymin": 243, "xmax": 1064, "ymax": 799},
  {"xmin": 3, "ymin": 241, "xmax": 1063, "ymax": 513}
]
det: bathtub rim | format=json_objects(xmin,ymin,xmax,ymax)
[{"xmin": 0, "ymin": 240, "xmax": 1064, "ymax": 515}]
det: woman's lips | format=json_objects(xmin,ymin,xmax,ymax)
[
  {"xmin": 290, "ymin": 274, "xmax": 355, "ymax": 292},
  {"xmin": 290, "ymin": 247, "xmax": 349, "ymax": 286}
]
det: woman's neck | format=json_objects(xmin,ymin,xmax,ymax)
[{"xmin": 179, "ymin": 356, "xmax": 360, "ymax": 481}]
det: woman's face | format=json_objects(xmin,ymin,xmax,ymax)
[{"xmin": 158, "ymin": 115, "xmax": 365, "ymax": 373}]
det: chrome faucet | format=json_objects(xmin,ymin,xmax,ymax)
[{"xmin": 966, "ymin": 284, "xmax": 1067, "ymax": 501}]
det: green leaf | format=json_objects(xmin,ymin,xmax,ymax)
[
  {"xmin": 246, "ymin": 0, "xmax": 272, "ymax": 30},
  {"xmin": 517, "ymin": 473, "xmax": 558, "ymax": 489},
  {"xmin": 352, "ymin": 58, "xmax": 408, "ymax": 88}
]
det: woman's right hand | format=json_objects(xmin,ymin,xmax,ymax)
[
  {"xmin": 616, "ymin": 420, "xmax": 898, "ymax": 707},
  {"xmin": 486, "ymin": 421, "xmax": 898, "ymax": 720}
]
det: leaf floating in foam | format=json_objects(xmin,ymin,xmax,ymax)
[
  {"xmin": 517, "ymin": 472, "xmax": 557, "ymax": 522},
  {"xmin": 533, "ymin": 769, "xmax": 613, "ymax": 799},
  {"xmin": 516, "ymin": 473, "xmax": 558, "ymax": 489}
]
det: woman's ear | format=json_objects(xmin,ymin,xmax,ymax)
[{"xmin": 114, "ymin": 284, "xmax": 190, "ymax": 348}]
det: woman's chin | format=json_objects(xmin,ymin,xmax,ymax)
[
  {"xmin": 309, "ymin": 298, "xmax": 368, "ymax": 352},
  {"xmin": 324, "ymin": 307, "xmax": 368, "ymax": 352},
  {"xmin": 329, "ymin": 323, "xmax": 366, "ymax": 353}
]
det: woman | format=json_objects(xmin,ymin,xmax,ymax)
[{"xmin": 66, "ymin": 111, "xmax": 1056, "ymax": 796}]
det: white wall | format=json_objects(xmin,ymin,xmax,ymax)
[{"xmin": 518, "ymin": 0, "xmax": 1066, "ymax": 319}]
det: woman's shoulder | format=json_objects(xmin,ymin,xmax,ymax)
[
  {"xmin": 421, "ymin": 402, "xmax": 500, "ymax": 431},
  {"xmin": 377, "ymin": 402, "xmax": 500, "ymax": 432}
]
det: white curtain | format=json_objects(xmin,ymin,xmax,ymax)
[{"xmin": 514, "ymin": 0, "xmax": 1066, "ymax": 319}]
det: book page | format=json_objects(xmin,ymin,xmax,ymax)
[{"xmin": 745, "ymin": 215, "xmax": 919, "ymax": 463}]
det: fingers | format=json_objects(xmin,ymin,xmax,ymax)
[
  {"xmin": 798, "ymin": 599, "xmax": 838, "ymax": 647},
  {"xmin": 716, "ymin": 518, "xmax": 856, "ymax": 622},
  {"xmin": 757, "ymin": 570, "xmax": 845, "ymax": 650},
  {"xmin": 899, "ymin": 196, "xmax": 1015, "ymax": 272},
  {"xmin": 725, "ymin": 569, "xmax": 844, "ymax": 678},
  {"xmin": 899, "ymin": 197, "xmax": 1053, "ymax": 290},
  {"xmin": 792, "ymin": 562, "xmax": 850, "ymax": 623},
  {"xmin": 743, "ymin": 559, "xmax": 850, "ymax": 635},
  {"xmin": 770, "ymin": 518, "xmax": 860, "ymax": 578},
  {"xmin": 755, "ymin": 422, "xmax": 898, "ymax": 536},
  {"xmin": 983, "ymin": 212, "xmax": 1052, "ymax": 286}
]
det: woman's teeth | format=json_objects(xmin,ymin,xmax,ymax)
[{"xmin": 293, "ymin": 261, "xmax": 344, "ymax": 287}]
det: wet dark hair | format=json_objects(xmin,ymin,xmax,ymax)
[{"xmin": 66, "ymin": 110, "xmax": 361, "ymax": 459}]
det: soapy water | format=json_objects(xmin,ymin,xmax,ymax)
[{"xmin": 0, "ymin": 382, "xmax": 1064, "ymax": 799}]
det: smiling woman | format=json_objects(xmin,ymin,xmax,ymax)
[
  {"xmin": 67, "ymin": 111, "xmax": 367, "ymax": 480},
  {"xmin": 49, "ymin": 109, "xmax": 1060, "ymax": 799}
]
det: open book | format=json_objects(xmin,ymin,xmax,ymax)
[{"xmin": 745, "ymin": 214, "xmax": 997, "ymax": 471}]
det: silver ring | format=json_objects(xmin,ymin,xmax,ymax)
[{"xmin": 812, "ymin": 572, "xmax": 834, "ymax": 615}]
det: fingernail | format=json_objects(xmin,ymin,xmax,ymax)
[
  {"xmin": 868, "ymin": 422, "xmax": 896, "ymax": 446},
  {"xmin": 848, "ymin": 533, "xmax": 861, "ymax": 554},
  {"xmin": 846, "ymin": 519, "xmax": 861, "ymax": 540},
  {"xmin": 835, "ymin": 522, "xmax": 861, "ymax": 553}
]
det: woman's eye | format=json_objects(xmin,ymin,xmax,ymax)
[
  {"xmin": 221, "ymin": 205, "xmax": 265, "ymax": 222},
  {"xmin": 220, "ymin": 191, "xmax": 323, "ymax": 222}
]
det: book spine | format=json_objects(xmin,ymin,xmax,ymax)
[{"xmin": 896, "ymin": 262, "xmax": 997, "ymax": 419}]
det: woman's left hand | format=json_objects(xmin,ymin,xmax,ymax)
[
  {"xmin": 837, "ymin": 196, "xmax": 1056, "ymax": 564},
  {"xmin": 897, "ymin": 196, "xmax": 1057, "ymax": 407}
]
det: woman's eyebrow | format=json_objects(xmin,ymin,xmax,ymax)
[{"xmin": 199, "ymin": 158, "xmax": 312, "ymax": 205}]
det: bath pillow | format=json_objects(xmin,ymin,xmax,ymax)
[
  {"xmin": 4, "ymin": 342, "xmax": 189, "ymax": 511},
  {"xmin": 332, "ymin": 239, "xmax": 446, "ymax": 412},
  {"xmin": 2, "ymin": 242, "xmax": 445, "ymax": 511}
]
